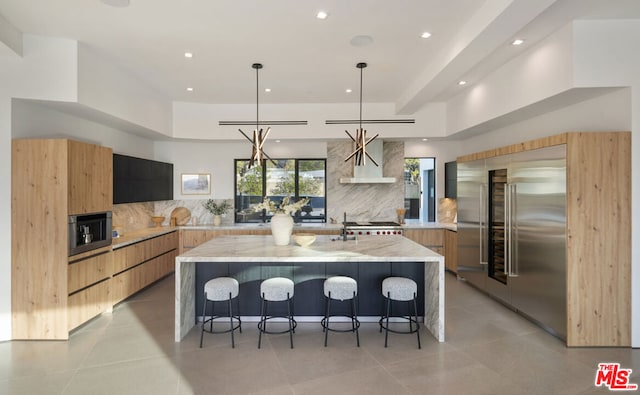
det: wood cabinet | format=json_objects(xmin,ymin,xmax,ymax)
[
  {"xmin": 404, "ymin": 229, "xmax": 445, "ymax": 255},
  {"xmin": 67, "ymin": 139, "xmax": 113, "ymax": 214},
  {"xmin": 112, "ymin": 232, "xmax": 178, "ymax": 304},
  {"xmin": 444, "ymin": 230, "xmax": 457, "ymax": 273},
  {"xmin": 405, "ymin": 228, "xmax": 457, "ymax": 273},
  {"xmin": 11, "ymin": 139, "xmax": 113, "ymax": 340}
]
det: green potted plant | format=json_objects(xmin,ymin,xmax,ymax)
[{"xmin": 203, "ymin": 199, "xmax": 232, "ymax": 226}]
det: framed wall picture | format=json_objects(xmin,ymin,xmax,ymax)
[{"xmin": 181, "ymin": 173, "xmax": 211, "ymax": 195}]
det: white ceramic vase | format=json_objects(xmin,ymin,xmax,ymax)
[
  {"xmin": 212, "ymin": 215, "xmax": 222, "ymax": 226},
  {"xmin": 270, "ymin": 213, "xmax": 294, "ymax": 245}
]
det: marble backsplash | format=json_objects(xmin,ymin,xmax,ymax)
[
  {"xmin": 326, "ymin": 140, "xmax": 404, "ymax": 223},
  {"xmin": 437, "ymin": 198, "xmax": 457, "ymax": 223},
  {"xmin": 113, "ymin": 199, "xmax": 234, "ymax": 233}
]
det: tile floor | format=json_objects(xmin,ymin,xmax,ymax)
[{"xmin": 1, "ymin": 273, "xmax": 638, "ymax": 394}]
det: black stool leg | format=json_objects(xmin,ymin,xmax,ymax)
[
  {"xmin": 384, "ymin": 292, "xmax": 391, "ymax": 348},
  {"xmin": 413, "ymin": 293, "xmax": 421, "ymax": 349},
  {"xmin": 287, "ymin": 292, "xmax": 294, "ymax": 349},
  {"xmin": 199, "ymin": 293, "xmax": 208, "ymax": 348},
  {"xmin": 324, "ymin": 292, "xmax": 331, "ymax": 347},
  {"xmin": 258, "ymin": 294, "xmax": 265, "ymax": 349},
  {"xmin": 237, "ymin": 292, "xmax": 242, "ymax": 333},
  {"xmin": 408, "ymin": 300, "xmax": 413, "ymax": 333},
  {"xmin": 228, "ymin": 292, "xmax": 235, "ymax": 348},
  {"xmin": 351, "ymin": 292, "xmax": 360, "ymax": 347}
]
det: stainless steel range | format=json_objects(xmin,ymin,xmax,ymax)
[{"xmin": 344, "ymin": 221, "xmax": 404, "ymax": 236}]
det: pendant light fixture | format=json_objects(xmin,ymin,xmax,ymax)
[
  {"xmin": 344, "ymin": 62, "xmax": 379, "ymax": 167},
  {"xmin": 238, "ymin": 63, "xmax": 275, "ymax": 168}
]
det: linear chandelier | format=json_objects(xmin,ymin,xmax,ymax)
[
  {"xmin": 344, "ymin": 62, "xmax": 380, "ymax": 167},
  {"xmin": 237, "ymin": 63, "xmax": 276, "ymax": 168}
]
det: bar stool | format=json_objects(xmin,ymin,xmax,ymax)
[
  {"xmin": 379, "ymin": 277, "xmax": 421, "ymax": 349},
  {"xmin": 321, "ymin": 276, "xmax": 360, "ymax": 347},
  {"xmin": 199, "ymin": 277, "xmax": 242, "ymax": 348},
  {"xmin": 258, "ymin": 277, "xmax": 297, "ymax": 349}
]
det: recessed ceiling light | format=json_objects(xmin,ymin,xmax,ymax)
[
  {"xmin": 186, "ymin": 87, "xmax": 193, "ymax": 92},
  {"xmin": 184, "ymin": 52, "xmax": 193, "ymax": 58},
  {"xmin": 316, "ymin": 11, "xmax": 328, "ymax": 19},
  {"xmin": 345, "ymin": 89, "xmax": 352, "ymax": 93},
  {"xmin": 275, "ymin": 140, "xmax": 281, "ymax": 143},
  {"xmin": 422, "ymin": 138, "xmax": 429, "ymax": 142},
  {"xmin": 458, "ymin": 80, "xmax": 467, "ymax": 86},
  {"xmin": 421, "ymin": 32, "xmax": 432, "ymax": 39},
  {"xmin": 264, "ymin": 88, "xmax": 271, "ymax": 93},
  {"xmin": 100, "ymin": 0, "xmax": 130, "ymax": 7},
  {"xmin": 511, "ymin": 39, "xmax": 525, "ymax": 46}
]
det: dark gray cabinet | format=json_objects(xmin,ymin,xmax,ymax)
[
  {"xmin": 445, "ymin": 161, "xmax": 457, "ymax": 199},
  {"xmin": 113, "ymin": 154, "xmax": 173, "ymax": 204}
]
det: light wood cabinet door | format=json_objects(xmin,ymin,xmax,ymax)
[
  {"xmin": 404, "ymin": 229, "xmax": 444, "ymax": 253},
  {"xmin": 444, "ymin": 230, "xmax": 457, "ymax": 273},
  {"xmin": 68, "ymin": 280, "xmax": 111, "ymax": 331},
  {"xmin": 67, "ymin": 140, "xmax": 113, "ymax": 215}
]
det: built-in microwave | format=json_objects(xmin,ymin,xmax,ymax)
[{"xmin": 68, "ymin": 212, "xmax": 112, "ymax": 256}]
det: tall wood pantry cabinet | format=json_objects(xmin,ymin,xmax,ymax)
[{"xmin": 12, "ymin": 139, "xmax": 113, "ymax": 339}]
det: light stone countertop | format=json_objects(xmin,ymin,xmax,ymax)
[
  {"xmin": 112, "ymin": 226, "xmax": 177, "ymax": 249},
  {"xmin": 113, "ymin": 221, "xmax": 456, "ymax": 250}
]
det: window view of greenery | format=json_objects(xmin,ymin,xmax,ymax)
[{"xmin": 235, "ymin": 159, "xmax": 326, "ymax": 223}]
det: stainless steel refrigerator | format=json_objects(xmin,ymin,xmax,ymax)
[{"xmin": 457, "ymin": 145, "xmax": 567, "ymax": 339}]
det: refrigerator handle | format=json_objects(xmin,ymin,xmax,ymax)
[
  {"xmin": 479, "ymin": 184, "xmax": 487, "ymax": 265},
  {"xmin": 510, "ymin": 184, "xmax": 518, "ymax": 277},
  {"xmin": 504, "ymin": 183, "xmax": 509, "ymax": 275}
]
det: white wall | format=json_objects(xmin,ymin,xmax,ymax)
[
  {"xmin": 446, "ymin": 23, "xmax": 575, "ymax": 135},
  {"xmin": 11, "ymin": 100, "xmax": 155, "ymax": 159},
  {"xmin": 77, "ymin": 44, "xmax": 173, "ymax": 137}
]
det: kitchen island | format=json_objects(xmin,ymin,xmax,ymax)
[{"xmin": 175, "ymin": 234, "xmax": 445, "ymax": 342}]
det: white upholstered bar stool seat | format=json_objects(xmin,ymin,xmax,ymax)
[
  {"xmin": 322, "ymin": 276, "xmax": 360, "ymax": 347},
  {"xmin": 200, "ymin": 277, "xmax": 242, "ymax": 348},
  {"xmin": 258, "ymin": 277, "xmax": 296, "ymax": 349},
  {"xmin": 380, "ymin": 277, "xmax": 421, "ymax": 349}
]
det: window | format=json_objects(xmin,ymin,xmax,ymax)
[
  {"xmin": 404, "ymin": 157, "xmax": 436, "ymax": 222},
  {"xmin": 234, "ymin": 159, "xmax": 326, "ymax": 223}
]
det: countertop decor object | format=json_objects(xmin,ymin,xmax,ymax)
[
  {"xmin": 203, "ymin": 199, "xmax": 232, "ymax": 226},
  {"xmin": 293, "ymin": 233, "xmax": 316, "ymax": 247},
  {"xmin": 170, "ymin": 206, "xmax": 191, "ymax": 225},
  {"xmin": 151, "ymin": 216, "xmax": 164, "ymax": 227},
  {"xmin": 270, "ymin": 213, "xmax": 294, "ymax": 245}
]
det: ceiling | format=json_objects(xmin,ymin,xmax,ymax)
[{"xmin": 2, "ymin": 0, "xmax": 640, "ymax": 114}]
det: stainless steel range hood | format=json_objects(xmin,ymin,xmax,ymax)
[{"xmin": 339, "ymin": 139, "xmax": 397, "ymax": 184}]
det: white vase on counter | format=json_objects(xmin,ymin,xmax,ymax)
[
  {"xmin": 212, "ymin": 215, "xmax": 222, "ymax": 226},
  {"xmin": 270, "ymin": 213, "xmax": 294, "ymax": 245}
]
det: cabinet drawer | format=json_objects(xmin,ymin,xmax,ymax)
[
  {"xmin": 111, "ymin": 250, "xmax": 177, "ymax": 304},
  {"xmin": 68, "ymin": 251, "xmax": 113, "ymax": 294},
  {"xmin": 182, "ymin": 230, "xmax": 209, "ymax": 248},
  {"xmin": 404, "ymin": 229, "xmax": 444, "ymax": 248},
  {"xmin": 67, "ymin": 279, "xmax": 111, "ymax": 331},
  {"xmin": 114, "ymin": 231, "xmax": 177, "ymax": 274}
]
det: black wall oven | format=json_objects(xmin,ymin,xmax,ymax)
[{"xmin": 68, "ymin": 212, "xmax": 112, "ymax": 256}]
